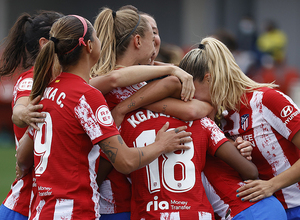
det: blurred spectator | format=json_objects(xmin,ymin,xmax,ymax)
[
  {"xmin": 212, "ymin": 29, "xmax": 256, "ymax": 76},
  {"xmin": 257, "ymin": 20, "xmax": 287, "ymax": 64},
  {"xmin": 251, "ymin": 19, "xmax": 300, "ymax": 99},
  {"xmin": 237, "ymin": 15, "xmax": 258, "ymax": 52}
]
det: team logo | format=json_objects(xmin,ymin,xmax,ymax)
[
  {"xmin": 280, "ymin": 105, "xmax": 293, "ymax": 117},
  {"xmin": 96, "ymin": 105, "xmax": 114, "ymax": 126},
  {"xmin": 241, "ymin": 114, "xmax": 249, "ymax": 131},
  {"xmin": 18, "ymin": 78, "xmax": 33, "ymax": 91}
]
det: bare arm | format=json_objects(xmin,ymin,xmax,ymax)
[
  {"xmin": 144, "ymin": 98, "xmax": 213, "ymax": 121},
  {"xmin": 97, "ymin": 157, "xmax": 113, "ymax": 187},
  {"xmin": 236, "ymin": 129, "xmax": 300, "ymax": 202},
  {"xmin": 112, "ymin": 76, "xmax": 213, "ymax": 126},
  {"xmin": 16, "ymin": 132, "xmax": 34, "ymax": 179},
  {"xmin": 12, "ymin": 96, "xmax": 45, "ymax": 130},
  {"xmin": 98, "ymin": 123, "xmax": 192, "ymax": 174},
  {"xmin": 89, "ymin": 65, "xmax": 194, "ymax": 101},
  {"xmin": 214, "ymin": 141, "xmax": 258, "ymax": 181}
]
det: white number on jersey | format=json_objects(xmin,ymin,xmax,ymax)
[
  {"xmin": 134, "ymin": 129, "xmax": 195, "ymax": 193},
  {"xmin": 34, "ymin": 112, "xmax": 53, "ymax": 177}
]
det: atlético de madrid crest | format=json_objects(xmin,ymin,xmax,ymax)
[{"xmin": 241, "ymin": 114, "xmax": 249, "ymax": 131}]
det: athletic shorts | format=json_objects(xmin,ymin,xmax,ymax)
[
  {"xmin": 100, "ymin": 212, "xmax": 130, "ymax": 220},
  {"xmin": 233, "ymin": 196, "xmax": 287, "ymax": 220},
  {"xmin": 0, "ymin": 204, "xmax": 28, "ymax": 220},
  {"xmin": 286, "ymin": 205, "xmax": 300, "ymax": 220}
]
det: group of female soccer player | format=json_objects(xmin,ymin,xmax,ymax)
[{"xmin": 1, "ymin": 4, "xmax": 300, "ymax": 220}]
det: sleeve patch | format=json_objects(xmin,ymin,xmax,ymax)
[
  {"xmin": 96, "ymin": 105, "xmax": 114, "ymax": 126},
  {"xmin": 18, "ymin": 78, "xmax": 33, "ymax": 91}
]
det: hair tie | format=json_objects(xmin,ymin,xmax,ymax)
[
  {"xmin": 117, "ymin": 14, "xmax": 141, "ymax": 48},
  {"xmin": 198, "ymin": 44, "xmax": 205, "ymax": 49},
  {"xmin": 112, "ymin": 11, "xmax": 116, "ymax": 19},
  {"xmin": 50, "ymin": 37, "xmax": 59, "ymax": 44},
  {"xmin": 65, "ymin": 15, "xmax": 88, "ymax": 54}
]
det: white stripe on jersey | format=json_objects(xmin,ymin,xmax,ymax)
[
  {"xmin": 4, "ymin": 179, "xmax": 24, "ymax": 209},
  {"xmin": 75, "ymin": 95, "xmax": 103, "ymax": 141},
  {"xmin": 251, "ymin": 90, "xmax": 300, "ymax": 209},
  {"xmin": 89, "ymin": 144, "xmax": 101, "ymax": 218},
  {"xmin": 201, "ymin": 173, "xmax": 232, "ymax": 220},
  {"xmin": 198, "ymin": 211, "xmax": 213, "ymax": 220},
  {"xmin": 99, "ymin": 180, "xmax": 115, "ymax": 214},
  {"xmin": 32, "ymin": 199, "xmax": 45, "ymax": 220},
  {"xmin": 158, "ymin": 211, "xmax": 212, "ymax": 220},
  {"xmin": 160, "ymin": 212, "xmax": 180, "ymax": 220},
  {"xmin": 53, "ymin": 199, "xmax": 73, "ymax": 219},
  {"xmin": 28, "ymin": 188, "xmax": 34, "ymax": 218},
  {"xmin": 250, "ymin": 91, "xmax": 291, "ymax": 139}
]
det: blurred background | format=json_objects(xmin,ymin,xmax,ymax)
[{"xmin": 0, "ymin": 0, "xmax": 300, "ymax": 201}]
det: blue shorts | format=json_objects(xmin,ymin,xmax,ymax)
[
  {"xmin": 0, "ymin": 204, "xmax": 28, "ymax": 220},
  {"xmin": 100, "ymin": 212, "xmax": 130, "ymax": 220},
  {"xmin": 286, "ymin": 205, "xmax": 300, "ymax": 220},
  {"xmin": 233, "ymin": 196, "xmax": 287, "ymax": 220}
]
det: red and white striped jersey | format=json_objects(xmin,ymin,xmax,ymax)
[
  {"xmin": 222, "ymin": 87, "xmax": 300, "ymax": 209},
  {"xmin": 28, "ymin": 72, "xmax": 119, "ymax": 219},
  {"xmin": 120, "ymin": 109, "xmax": 228, "ymax": 220},
  {"xmin": 3, "ymin": 67, "xmax": 34, "ymax": 217}
]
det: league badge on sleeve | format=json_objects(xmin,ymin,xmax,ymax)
[
  {"xmin": 18, "ymin": 78, "xmax": 33, "ymax": 91},
  {"xmin": 96, "ymin": 105, "xmax": 114, "ymax": 126},
  {"xmin": 241, "ymin": 114, "xmax": 249, "ymax": 131}
]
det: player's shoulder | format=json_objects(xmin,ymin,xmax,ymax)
[
  {"xmin": 197, "ymin": 117, "xmax": 220, "ymax": 131},
  {"xmin": 259, "ymin": 87, "xmax": 292, "ymax": 106},
  {"xmin": 20, "ymin": 68, "xmax": 34, "ymax": 78},
  {"xmin": 199, "ymin": 117, "xmax": 215, "ymax": 126}
]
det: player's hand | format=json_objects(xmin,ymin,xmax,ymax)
[
  {"xmin": 234, "ymin": 136, "xmax": 253, "ymax": 160},
  {"xmin": 156, "ymin": 122, "xmax": 192, "ymax": 154},
  {"xmin": 171, "ymin": 67, "xmax": 195, "ymax": 102},
  {"xmin": 21, "ymin": 95, "xmax": 45, "ymax": 130},
  {"xmin": 236, "ymin": 179, "xmax": 276, "ymax": 202}
]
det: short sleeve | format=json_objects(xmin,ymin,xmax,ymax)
[
  {"xmin": 200, "ymin": 118, "xmax": 228, "ymax": 156},
  {"xmin": 13, "ymin": 75, "xmax": 33, "ymax": 105},
  {"xmin": 262, "ymin": 89, "xmax": 300, "ymax": 140},
  {"xmin": 74, "ymin": 88, "xmax": 119, "ymax": 145}
]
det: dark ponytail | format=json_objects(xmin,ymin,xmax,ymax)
[
  {"xmin": 0, "ymin": 11, "xmax": 63, "ymax": 79},
  {"xmin": 0, "ymin": 13, "xmax": 30, "ymax": 77}
]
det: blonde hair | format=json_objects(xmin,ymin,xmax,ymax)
[
  {"xmin": 91, "ymin": 7, "xmax": 149, "ymax": 76},
  {"xmin": 179, "ymin": 37, "xmax": 278, "ymax": 112}
]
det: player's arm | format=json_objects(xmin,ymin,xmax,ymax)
[
  {"xmin": 98, "ymin": 123, "xmax": 192, "ymax": 174},
  {"xmin": 89, "ymin": 65, "xmax": 194, "ymax": 101},
  {"xmin": 214, "ymin": 141, "xmax": 258, "ymax": 181},
  {"xmin": 12, "ymin": 95, "xmax": 45, "ymax": 130},
  {"xmin": 97, "ymin": 156, "xmax": 113, "ymax": 187},
  {"xmin": 236, "ymin": 129, "xmax": 300, "ymax": 202},
  {"xmin": 16, "ymin": 132, "xmax": 34, "ymax": 179},
  {"xmin": 144, "ymin": 98, "xmax": 213, "ymax": 121},
  {"xmin": 112, "ymin": 76, "xmax": 211, "ymax": 126}
]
